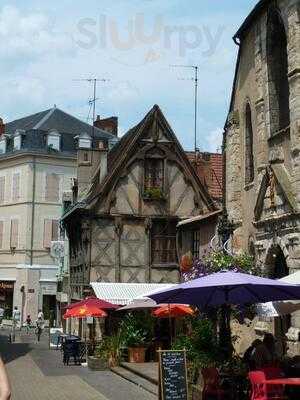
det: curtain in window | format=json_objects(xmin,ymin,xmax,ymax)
[
  {"xmin": 144, "ymin": 158, "xmax": 164, "ymax": 190},
  {"xmin": 10, "ymin": 219, "xmax": 18, "ymax": 248},
  {"xmin": 0, "ymin": 177, "xmax": 5, "ymax": 204},
  {"xmin": 45, "ymin": 174, "xmax": 60, "ymax": 202},
  {"xmin": 12, "ymin": 173, "xmax": 20, "ymax": 202}
]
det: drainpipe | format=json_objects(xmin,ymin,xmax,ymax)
[{"xmin": 30, "ymin": 156, "xmax": 36, "ymax": 266}]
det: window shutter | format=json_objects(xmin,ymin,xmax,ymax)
[
  {"xmin": 12, "ymin": 173, "xmax": 20, "ymax": 202},
  {"xmin": 51, "ymin": 220, "xmax": 59, "ymax": 241},
  {"xmin": 0, "ymin": 177, "xmax": 5, "ymax": 204},
  {"xmin": 10, "ymin": 219, "xmax": 18, "ymax": 248},
  {"xmin": 43, "ymin": 219, "xmax": 53, "ymax": 248},
  {"xmin": 0, "ymin": 221, "xmax": 3, "ymax": 249},
  {"xmin": 45, "ymin": 174, "xmax": 60, "ymax": 202}
]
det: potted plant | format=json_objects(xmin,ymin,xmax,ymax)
[
  {"xmin": 120, "ymin": 313, "xmax": 152, "ymax": 363},
  {"xmin": 88, "ymin": 333, "xmax": 122, "ymax": 370},
  {"xmin": 143, "ymin": 187, "xmax": 165, "ymax": 200}
]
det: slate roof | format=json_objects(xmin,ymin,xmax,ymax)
[{"xmin": 3, "ymin": 107, "xmax": 117, "ymax": 156}]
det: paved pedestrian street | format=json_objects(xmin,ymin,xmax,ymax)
[{"xmin": 0, "ymin": 330, "xmax": 156, "ymax": 400}]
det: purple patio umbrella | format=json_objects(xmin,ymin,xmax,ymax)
[{"xmin": 148, "ymin": 270, "xmax": 300, "ymax": 308}]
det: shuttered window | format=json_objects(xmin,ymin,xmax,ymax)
[
  {"xmin": 12, "ymin": 173, "xmax": 20, "ymax": 202},
  {"xmin": 44, "ymin": 219, "xmax": 59, "ymax": 248},
  {"xmin": 0, "ymin": 221, "xmax": 3, "ymax": 249},
  {"xmin": 0, "ymin": 177, "xmax": 5, "ymax": 204},
  {"xmin": 151, "ymin": 220, "xmax": 177, "ymax": 264},
  {"xmin": 10, "ymin": 219, "xmax": 18, "ymax": 248},
  {"xmin": 45, "ymin": 173, "xmax": 60, "ymax": 202}
]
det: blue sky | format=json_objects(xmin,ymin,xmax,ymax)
[{"xmin": 0, "ymin": 1, "xmax": 258, "ymax": 151}]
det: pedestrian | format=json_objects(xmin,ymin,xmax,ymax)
[
  {"xmin": 35, "ymin": 317, "xmax": 44, "ymax": 342},
  {"xmin": 37, "ymin": 309, "xmax": 44, "ymax": 320},
  {"xmin": 0, "ymin": 356, "xmax": 11, "ymax": 400},
  {"xmin": 12, "ymin": 307, "xmax": 20, "ymax": 330},
  {"xmin": 25, "ymin": 315, "xmax": 31, "ymax": 334},
  {"xmin": 0, "ymin": 306, "xmax": 4, "ymax": 328}
]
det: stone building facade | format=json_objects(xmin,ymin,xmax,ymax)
[
  {"xmin": 224, "ymin": 0, "xmax": 300, "ymax": 352},
  {"xmin": 63, "ymin": 105, "xmax": 216, "ymax": 301},
  {"xmin": 0, "ymin": 108, "xmax": 115, "ymax": 323}
]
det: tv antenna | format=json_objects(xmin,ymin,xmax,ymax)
[
  {"xmin": 170, "ymin": 65, "xmax": 198, "ymax": 152},
  {"xmin": 73, "ymin": 78, "xmax": 110, "ymax": 138}
]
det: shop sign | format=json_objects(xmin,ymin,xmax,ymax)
[
  {"xmin": 0, "ymin": 282, "xmax": 14, "ymax": 290},
  {"xmin": 41, "ymin": 284, "xmax": 57, "ymax": 296}
]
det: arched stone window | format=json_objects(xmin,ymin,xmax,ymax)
[
  {"xmin": 267, "ymin": 8, "xmax": 290, "ymax": 134},
  {"xmin": 245, "ymin": 103, "xmax": 254, "ymax": 185}
]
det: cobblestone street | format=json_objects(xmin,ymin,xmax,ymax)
[{"xmin": 0, "ymin": 329, "xmax": 156, "ymax": 400}]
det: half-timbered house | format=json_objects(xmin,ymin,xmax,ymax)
[{"xmin": 63, "ymin": 105, "xmax": 217, "ymax": 300}]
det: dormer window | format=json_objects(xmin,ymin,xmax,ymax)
[
  {"xmin": 47, "ymin": 130, "xmax": 60, "ymax": 151},
  {"xmin": 0, "ymin": 137, "xmax": 6, "ymax": 154},
  {"xmin": 77, "ymin": 132, "xmax": 92, "ymax": 149},
  {"xmin": 13, "ymin": 133, "xmax": 22, "ymax": 151}
]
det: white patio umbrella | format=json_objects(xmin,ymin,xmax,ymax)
[{"xmin": 256, "ymin": 271, "xmax": 300, "ymax": 317}]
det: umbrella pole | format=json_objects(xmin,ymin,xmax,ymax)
[{"xmin": 168, "ymin": 304, "xmax": 172, "ymax": 346}]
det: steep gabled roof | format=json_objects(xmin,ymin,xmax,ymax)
[
  {"xmin": 6, "ymin": 107, "xmax": 116, "ymax": 142},
  {"xmin": 233, "ymin": 0, "xmax": 269, "ymax": 42},
  {"xmin": 86, "ymin": 104, "xmax": 216, "ymax": 211}
]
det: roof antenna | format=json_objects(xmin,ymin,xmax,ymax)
[
  {"xmin": 73, "ymin": 78, "xmax": 110, "ymax": 140},
  {"xmin": 170, "ymin": 65, "xmax": 198, "ymax": 153}
]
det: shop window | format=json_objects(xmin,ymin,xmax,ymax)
[
  {"xmin": 267, "ymin": 8, "xmax": 290, "ymax": 134},
  {"xmin": 245, "ymin": 103, "xmax": 254, "ymax": 185},
  {"xmin": 151, "ymin": 220, "xmax": 177, "ymax": 264}
]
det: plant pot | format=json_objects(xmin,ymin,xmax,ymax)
[
  {"xmin": 87, "ymin": 355, "xmax": 109, "ymax": 371},
  {"xmin": 128, "ymin": 347, "xmax": 146, "ymax": 363}
]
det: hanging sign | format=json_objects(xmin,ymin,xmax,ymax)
[{"xmin": 158, "ymin": 350, "xmax": 188, "ymax": 400}]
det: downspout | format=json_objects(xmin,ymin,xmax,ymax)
[{"xmin": 30, "ymin": 156, "xmax": 36, "ymax": 266}]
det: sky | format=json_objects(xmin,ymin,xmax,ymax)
[{"xmin": 0, "ymin": 0, "xmax": 258, "ymax": 152}]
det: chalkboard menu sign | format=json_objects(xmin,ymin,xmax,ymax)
[
  {"xmin": 158, "ymin": 350, "xmax": 188, "ymax": 400},
  {"xmin": 49, "ymin": 327, "xmax": 63, "ymax": 349}
]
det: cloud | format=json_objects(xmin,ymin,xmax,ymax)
[
  {"xmin": 204, "ymin": 127, "xmax": 223, "ymax": 153},
  {"xmin": 0, "ymin": 5, "xmax": 75, "ymax": 63}
]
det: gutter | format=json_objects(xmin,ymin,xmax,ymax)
[{"xmin": 30, "ymin": 156, "xmax": 36, "ymax": 266}]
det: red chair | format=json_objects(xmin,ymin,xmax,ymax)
[
  {"xmin": 201, "ymin": 367, "xmax": 226, "ymax": 400},
  {"xmin": 248, "ymin": 370, "xmax": 287, "ymax": 400}
]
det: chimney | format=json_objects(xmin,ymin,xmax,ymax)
[
  {"xmin": 0, "ymin": 118, "xmax": 5, "ymax": 135},
  {"xmin": 94, "ymin": 115, "xmax": 118, "ymax": 136}
]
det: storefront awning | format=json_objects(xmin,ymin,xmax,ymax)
[
  {"xmin": 177, "ymin": 210, "xmax": 221, "ymax": 228},
  {"xmin": 90, "ymin": 282, "xmax": 176, "ymax": 305}
]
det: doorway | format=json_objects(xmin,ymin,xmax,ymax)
[
  {"xmin": 43, "ymin": 295, "xmax": 56, "ymax": 326},
  {"xmin": 267, "ymin": 245, "xmax": 290, "ymax": 349}
]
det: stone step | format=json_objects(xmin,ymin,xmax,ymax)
[
  {"xmin": 111, "ymin": 366, "xmax": 158, "ymax": 396},
  {"xmin": 120, "ymin": 362, "xmax": 158, "ymax": 385}
]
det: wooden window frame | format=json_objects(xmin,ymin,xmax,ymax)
[{"xmin": 151, "ymin": 220, "xmax": 177, "ymax": 265}]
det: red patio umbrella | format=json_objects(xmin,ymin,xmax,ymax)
[
  {"xmin": 152, "ymin": 304, "xmax": 195, "ymax": 318},
  {"xmin": 66, "ymin": 296, "xmax": 119, "ymax": 310},
  {"xmin": 63, "ymin": 304, "xmax": 107, "ymax": 319}
]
